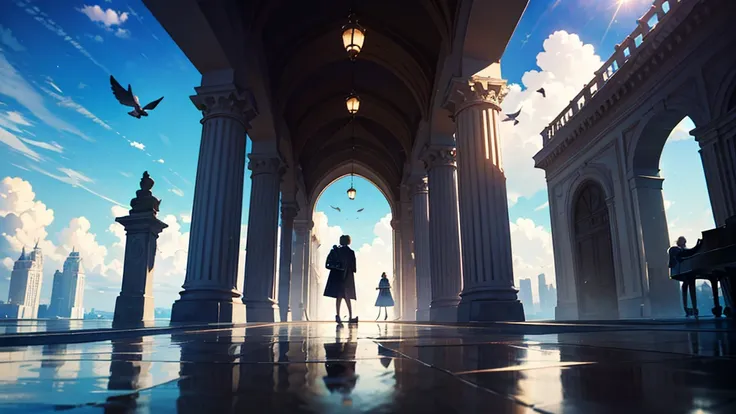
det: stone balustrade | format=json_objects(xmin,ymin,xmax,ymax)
[{"xmin": 541, "ymin": 0, "xmax": 686, "ymax": 146}]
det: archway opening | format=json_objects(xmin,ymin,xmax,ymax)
[
  {"xmin": 310, "ymin": 175, "xmax": 395, "ymax": 321},
  {"xmin": 660, "ymin": 116, "xmax": 719, "ymax": 312},
  {"xmin": 573, "ymin": 181, "xmax": 619, "ymax": 319}
]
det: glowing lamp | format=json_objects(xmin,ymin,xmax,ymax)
[
  {"xmin": 341, "ymin": 15, "xmax": 365, "ymax": 60},
  {"xmin": 347, "ymin": 186, "xmax": 357, "ymax": 200},
  {"xmin": 346, "ymin": 93, "xmax": 361, "ymax": 115}
]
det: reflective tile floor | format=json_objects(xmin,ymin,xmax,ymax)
[{"xmin": 0, "ymin": 321, "xmax": 735, "ymax": 413}]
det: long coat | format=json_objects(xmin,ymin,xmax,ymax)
[{"xmin": 323, "ymin": 246, "xmax": 357, "ymax": 300}]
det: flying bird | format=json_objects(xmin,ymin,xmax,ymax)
[
  {"xmin": 330, "ymin": 205, "xmax": 341, "ymax": 212},
  {"xmin": 357, "ymin": 208, "xmax": 364, "ymax": 213},
  {"xmin": 536, "ymin": 87, "xmax": 547, "ymax": 98},
  {"xmin": 502, "ymin": 107, "xmax": 522, "ymax": 126},
  {"xmin": 110, "ymin": 75, "xmax": 164, "ymax": 119}
]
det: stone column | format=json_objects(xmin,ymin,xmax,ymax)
[
  {"xmin": 290, "ymin": 220, "xmax": 310, "ymax": 321},
  {"xmin": 411, "ymin": 177, "xmax": 432, "ymax": 321},
  {"xmin": 171, "ymin": 84, "xmax": 254, "ymax": 324},
  {"xmin": 400, "ymin": 202, "xmax": 417, "ymax": 321},
  {"xmin": 243, "ymin": 153, "xmax": 285, "ymax": 322},
  {"xmin": 113, "ymin": 172, "xmax": 168, "ymax": 327},
  {"xmin": 630, "ymin": 174, "xmax": 681, "ymax": 316},
  {"xmin": 694, "ymin": 112, "xmax": 736, "ymax": 225},
  {"xmin": 277, "ymin": 202, "xmax": 298, "ymax": 322},
  {"xmin": 391, "ymin": 219, "xmax": 403, "ymax": 319},
  {"xmin": 422, "ymin": 147, "xmax": 463, "ymax": 322},
  {"xmin": 445, "ymin": 75, "xmax": 524, "ymax": 322}
]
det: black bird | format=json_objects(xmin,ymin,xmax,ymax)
[
  {"xmin": 330, "ymin": 205, "xmax": 341, "ymax": 212},
  {"xmin": 357, "ymin": 208, "xmax": 364, "ymax": 213},
  {"xmin": 110, "ymin": 75, "xmax": 164, "ymax": 118},
  {"xmin": 536, "ymin": 87, "xmax": 547, "ymax": 98},
  {"xmin": 502, "ymin": 107, "xmax": 522, "ymax": 126}
]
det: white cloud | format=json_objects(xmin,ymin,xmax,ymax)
[
  {"xmin": 114, "ymin": 28, "xmax": 130, "ymax": 39},
  {"xmin": 78, "ymin": 82, "xmax": 88, "ymax": 89},
  {"xmin": 0, "ymin": 110, "xmax": 33, "ymax": 133},
  {"xmin": 27, "ymin": 165, "xmax": 125, "ymax": 207},
  {"xmin": 180, "ymin": 213, "xmax": 191, "ymax": 223},
  {"xmin": 18, "ymin": 137, "xmax": 63, "ymax": 153},
  {"xmin": 155, "ymin": 159, "xmax": 164, "ymax": 164},
  {"xmin": 0, "ymin": 126, "xmax": 42, "ymax": 161},
  {"xmin": 130, "ymin": 141, "xmax": 145, "ymax": 150},
  {"xmin": 0, "ymin": 25, "xmax": 26, "ymax": 52},
  {"xmin": 1, "ymin": 257, "xmax": 13, "ymax": 270},
  {"xmin": 509, "ymin": 217, "xmax": 556, "ymax": 303},
  {"xmin": 534, "ymin": 201, "xmax": 549, "ymax": 211},
  {"xmin": 0, "ymin": 49, "xmax": 93, "ymax": 141},
  {"xmin": 40, "ymin": 86, "xmax": 112, "ymax": 132},
  {"xmin": 169, "ymin": 188, "xmax": 184, "ymax": 197},
  {"xmin": 44, "ymin": 77, "xmax": 63, "ymax": 94},
  {"xmin": 668, "ymin": 117, "xmax": 695, "ymax": 142},
  {"xmin": 18, "ymin": 4, "xmax": 111, "ymax": 74},
  {"xmin": 500, "ymin": 31, "xmax": 604, "ymax": 203},
  {"xmin": 79, "ymin": 5, "xmax": 129, "ymax": 27},
  {"xmin": 119, "ymin": 171, "xmax": 132, "ymax": 178}
]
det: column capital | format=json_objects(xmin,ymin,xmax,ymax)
[
  {"xmin": 390, "ymin": 218, "xmax": 401, "ymax": 231},
  {"xmin": 190, "ymin": 84, "xmax": 258, "ymax": 126},
  {"xmin": 409, "ymin": 176, "xmax": 429, "ymax": 196},
  {"xmin": 421, "ymin": 146, "xmax": 457, "ymax": 170},
  {"xmin": 294, "ymin": 219, "xmax": 314, "ymax": 234},
  {"xmin": 248, "ymin": 153, "xmax": 285, "ymax": 177},
  {"xmin": 281, "ymin": 202, "xmax": 299, "ymax": 221},
  {"xmin": 444, "ymin": 76, "xmax": 509, "ymax": 115}
]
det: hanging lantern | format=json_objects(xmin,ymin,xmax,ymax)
[
  {"xmin": 341, "ymin": 13, "xmax": 365, "ymax": 60},
  {"xmin": 346, "ymin": 92, "xmax": 361, "ymax": 115},
  {"xmin": 347, "ymin": 186, "xmax": 357, "ymax": 200}
]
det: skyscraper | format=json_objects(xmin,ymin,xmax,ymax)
[
  {"xmin": 48, "ymin": 249, "xmax": 86, "ymax": 319},
  {"xmin": 518, "ymin": 278, "xmax": 533, "ymax": 310},
  {"xmin": 0, "ymin": 244, "xmax": 44, "ymax": 319},
  {"xmin": 537, "ymin": 273, "xmax": 549, "ymax": 311}
]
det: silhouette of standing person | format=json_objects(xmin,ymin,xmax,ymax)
[
  {"xmin": 669, "ymin": 236, "xmax": 702, "ymax": 317},
  {"xmin": 374, "ymin": 272, "xmax": 394, "ymax": 320},
  {"xmin": 324, "ymin": 235, "xmax": 358, "ymax": 324}
]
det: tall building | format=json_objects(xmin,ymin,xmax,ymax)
[
  {"xmin": 537, "ymin": 273, "xmax": 548, "ymax": 311},
  {"xmin": 48, "ymin": 249, "xmax": 86, "ymax": 319},
  {"xmin": 0, "ymin": 244, "xmax": 44, "ymax": 319},
  {"xmin": 518, "ymin": 278, "xmax": 533, "ymax": 310}
]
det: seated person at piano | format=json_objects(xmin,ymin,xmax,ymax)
[{"xmin": 668, "ymin": 236, "xmax": 703, "ymax": 317}]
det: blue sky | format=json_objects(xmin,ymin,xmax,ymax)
[{"xmin": 0, "ymin": 0, "xmax": 713, "ymax": 311}]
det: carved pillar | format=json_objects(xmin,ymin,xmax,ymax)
[
  {"xmin": 694, "ymin": 111, "xmax": 736, "ymax": 225},
  {"xmin": 277, "ymin": 202, "xmax": 298, "ymax": 322},
  {"xmin": 630, "ymin": 175, "xmax": 681, "ymax": 317},
  {"xmin": 391, "ymin": 218, "xmax": 403, "ymax": 319},
  {"xmin": 400, "ymin": 198, "xmax": 417, "ymax": 321},
  {"xmin": 445, "ymin": 75, "xmax": 524, "ymax": 322},
  {"xmin": 422, "ymin": 147, "xmax": 463, "ymax": 322},
  {"xmin": 113, "ymin": 172, "xmax": 168, "ymax": 327},
  {"xmin": 171, "ymin": 84, "xmax": 254, "ymax": 324},
  {"xmin": 243, "ymin": 153, "xmax": 285, "ymax": 322},
  {"xmin": 290, "ymin": 220, "xmax": 311, "ymax": 321},
  {"xmin": 411, "ymin": 177, "xmax": 432, "ymax": 321}
]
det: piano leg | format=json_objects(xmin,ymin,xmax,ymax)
[
  {"xmin": 721, "ymin": 269, "xmax": 735, "ymax": 318},
  {"xmin": 709, "ymin": 276, "xmax": 723, "ymax": 318}
]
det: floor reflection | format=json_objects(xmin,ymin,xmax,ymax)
[{"xmin": 0, "ymin": 321, "xmax": 733, "ymax": 412}]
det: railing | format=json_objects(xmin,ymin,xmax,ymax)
[{"xmin": 541, "ymin": 0, "xmax": 686, "ymax": 146}]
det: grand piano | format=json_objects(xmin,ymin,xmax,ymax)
[{"xmin": 670, "ymin": 215, "xmax": 736, "ymax": 317}]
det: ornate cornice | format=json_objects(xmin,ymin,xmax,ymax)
[
  {"xmin": 247, "ymin": 154, "xmax": 285, "ymax": 176},
  {"xmin": 409, "ymin": 177, "xmax": 429, "ymax": 196},
  {"xmin": 444, "ymin": 76, "xmax": 508, "ymax": 115},
  {"xmin": 190, "ymin": 84, "xmax": 258, "ymax": 127},
  {"xmin": 280, "ymin": 202, "xmax": 299, "ymax": 220},
  {"xmin": 421, "ymin": 146, "xmax": 456, "ymax": 170}
]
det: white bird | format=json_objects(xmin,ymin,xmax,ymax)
[{"xmin": 110, "ymin": 75, "xmax": 164, "ymax": 119}]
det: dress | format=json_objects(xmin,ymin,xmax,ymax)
[
  {"xmin": 374, "ymin": 278, "xmax": 394, "ymax": 307},
  {"xmin": 323, "ymin": 246, "xmax": 357, "ymax": 300}
]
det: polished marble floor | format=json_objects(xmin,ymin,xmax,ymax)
[{"xmin": 0, "ymin": 321, "xmax": 735, "ymax": 413}]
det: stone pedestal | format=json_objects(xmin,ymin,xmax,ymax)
[
  {"xmin": 411, "ymin": 178, "xmax": 432, "ymax": 321},
  {"xmin": 277, "ymin": 203, "xmax": 298, "ymax": 322},
  {"xmin": 630, "ymin": 175, "xmax": 681, "ymax": 317},
  {"xmin": 290, "ymin": 220, "xmax": 311, "ymax": 321},
  {"xmin": 171, "ymin": 84, "xmax": 254, "ymax": 324},
  {"xmin": 422, "ymin": 147, "xmax": 463, "ymax": 322},
  {"xmin": 445, "ymin": 76, "xmax": 524, "ymax": 322},
  {"xmin": 243, "ymin": 153, "xmax": 285, "ymax": 322},
  {"xmin": 114, "ymin": 172, "xmax": 168, "ymax": 328}
]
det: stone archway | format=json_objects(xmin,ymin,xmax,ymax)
[{"xmin": 573, "ymin": 181, "xmax": 619, "ymax": 319}]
